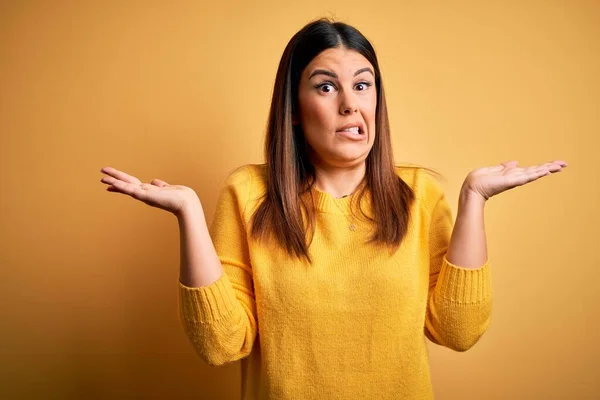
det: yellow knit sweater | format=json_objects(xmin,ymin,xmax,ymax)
[{"xmin": 178, "ymin": 164, "xmax": 493, "ymax": 399}]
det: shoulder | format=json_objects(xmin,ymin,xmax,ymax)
[
  {"xmin": 219, "ymin": 164, "xmax": 267, "ymax": 208},
  {"xmin": 222, "ymin": 164, "xmax": 265, "ymax": 187},
  {"xmin": 394, "ymin": 164, "xmax": 446, "ymax": 213}
]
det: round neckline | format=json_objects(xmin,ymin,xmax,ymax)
[{"xmin": 309, "ymin": 186, "xmax": 361, "ymax": 215}]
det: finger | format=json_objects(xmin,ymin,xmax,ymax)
[
  {"xmin": 487, "ymin": 165, "xmax": 505, "ymax": 173},
  {"xmin": 501, "ymin": 166, "xmax": 525, "ymax": 175},
  {"xmin": 517, "ymin": 166, "xmax": 548, "ymax": 175},
  {"xmin": 547, "ymin": 160, "xmax": 567, "ymax": 171},
  {"xmin": 522, "ymin": 165, "xmax": 548, "ymax": 174},
  {"xmin": 101, "ymin": 176, "xmax": 122, "ymax": 186},
  {"xmin": 546, "ymin": 163, "xmax": 563, "ymax": 172},
  {"xmin": 499, "ymin": 161, "xmax": 520, "ymax": 174},
  {"xmin": 510, "ymin": 168, "xmax": 543, "ymax": 182},
  {"xmin": 530, "ymin": 163, "xmax": 562, "ymax": 174},
  {"xmin": 501, "ymin": 160, "xmax": 519, "ymax": 169},
  {"xmin": 532, "ymin": 161, "xmax": 566, "ymax": 172},
  {"xmin": 517, "ymin": 168, "xmax": 551, "ymax": 181},
  {"xmin": 519, "ymin": 162, "xmax": 559, "ymax": 174},
  {"xmin": 108, "ymin": 180, "xmax": 150, "ymax": 198},
  {"xmin": 101, "ymin": 175, "xmax": 145, "ymax": 188},
  {"xmin": 533, "ymin": 162, "xmax": 559, "ymax": 170},
  {"xmin": 100, "ymin": 167, "xmax": 142, "ymax": 184},
  {"xmin": 551, "ymin": 159, "xmax": 568, "ymax": 167},
  {"xmin": 151, "ymin": 179, "xmax": 170, "ymax": 187},
  {"xmin": 502, "ymin": 173, "xmax": 530, "ymax": 188}
]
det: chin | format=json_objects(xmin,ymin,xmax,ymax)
[{"xmin": 332, "ymin": 153, "xmax": 370, "ymax": 166}]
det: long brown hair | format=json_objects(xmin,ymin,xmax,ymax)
[{"xmin": 251, "ymin": 18, "xmax": 434, "ymax": 262}]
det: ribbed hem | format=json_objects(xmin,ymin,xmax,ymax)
[
  {"xmin": 435, "ymin": 256, "xmax": 492, "ymax": 304},
  {"xmin": 179, "ymin": 272, "xmax": 238, "ymax": 325}
]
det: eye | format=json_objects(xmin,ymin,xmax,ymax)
[
  {"xmin": 315, "ymin": 82, "xmax": 336, "ymax": 93},
  {"xmin": 355, "ymin": 82, "xmax": 373, "ymax": 91}
]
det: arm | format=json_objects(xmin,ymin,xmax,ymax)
[
  {"xmin": 424, "ymin": 179, "xmax": 493, "ymax": 352},
  {"xmin": 99, "ymin": 165, "xmax": 258, "ymax": 365},
  {"xmin": 177, "ymin": 200, "xmax": 223, "ymax": 287},
  {"xmin": 178, "ymin": 167, "xmax": 258, "ymax": 366},
  {"xmin": 446, "ymin": 188, "xmax": 488, "ymax": 269},
  {"xmin": 447, "ymin": 158, "xmax": 567, "ymax": 268},
  {"xmin": 425, "ymin": 160, "xmax": 567, "ymax": 351},
  {"xmin": 424, "ymin": 159, "xmax": 567, "ymax": 350}
]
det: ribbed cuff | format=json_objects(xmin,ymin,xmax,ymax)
[
  {"xmin": 179, "ymin": 272, "xmax": 238, "ymax": 325},
  {"xmin": 435, "ymin": 256, "xmax": 492, "ymax": 304}
]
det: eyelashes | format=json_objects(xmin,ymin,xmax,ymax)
[{"xmin": 314, "ymin": 81, "xmax": 373, "ymax": 93}]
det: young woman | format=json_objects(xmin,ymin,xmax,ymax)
[{"xmin": 100, "ymin": 18, "xmax": 567, "ymax": 399}]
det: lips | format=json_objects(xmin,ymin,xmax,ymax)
[
  {"xmin": 336, "ymin": 121, "xmax": 365, "ymax": 134},
  {"xmin": 336, "ymin": 128, "xmax": 367, "ymax": 142}
]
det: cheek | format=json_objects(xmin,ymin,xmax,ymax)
[
  {"xmin": 363, "ymin": 92, "xmax": 377, "ymax": 113},
  {"xmin": 301, "ymin": 98, "xmax": 332, "ymax": 129},
  {"xmin": 363, "ymin": 95, "xmax": 377, "ymax": 124}
]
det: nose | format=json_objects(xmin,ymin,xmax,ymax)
[{"xmin": 339, "ymin": 92, "xmax": 358, "ymax": 115}]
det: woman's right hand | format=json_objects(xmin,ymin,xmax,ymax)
[{"xmin": 100, "ymin": 166, "xmax": 200, "ymax": 216}]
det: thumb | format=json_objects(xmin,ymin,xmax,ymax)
[
  {"xmin": 501, "ymin": 160, "xmax": 519, "ymax": 169},
  {"xmin": 486, "ymin": 160, "xmax": 517, "ymax": 172}
]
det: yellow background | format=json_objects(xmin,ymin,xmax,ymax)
[{"xmin": 1, "ymin": 1, "xmax": 597, "ymax": 398}]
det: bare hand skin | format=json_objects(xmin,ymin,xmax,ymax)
[
  {"xmin": 463, "ymin": 159, "xmax": 568, "ymax": 201},
  {"xmin": 99, "ymin": 166, "xmax": 222, "ymax": 287},
  {"xmin": 99, "ymin": 167, "xmax": 200, "ymax": 216},
  {"xmin": 447, "ymin": 159, "xmax": 568, "ymax": 269}
]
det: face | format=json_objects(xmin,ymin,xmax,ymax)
[{"xmin": 296, "ymin": 47, "xmax": 377, "ymax": 168}]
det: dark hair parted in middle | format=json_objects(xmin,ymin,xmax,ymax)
[{"xmin": 251, "ymin": 18, "xmax": 420, "ymax": 263}]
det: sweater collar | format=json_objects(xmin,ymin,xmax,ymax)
[{"xmin": 308, "ymin": 185, "xmax": 372, "ymax": 216}]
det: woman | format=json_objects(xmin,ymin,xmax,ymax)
[{"xmin": 100, "ymin": 18, "xmax": 566, "ymax": 399}]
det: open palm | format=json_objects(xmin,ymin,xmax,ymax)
[
  {"xmin": 464, "ymin": 160, "xmax": 568, "ymax": 201},
  {"xmin": 100, "ymin": 167, "xmax": 198, "ymax": 215}
]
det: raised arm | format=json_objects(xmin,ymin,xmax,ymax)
[
  {"xmin": 424, "ymin": 159, "xmax": 567, "ymax": 351},
  {"xmin": 100, "ymin": 166, "xmax": 258, "ymax": 366},
  {"xmin": 447, "ymin": 159, "xmax": 567, "ymax": 268}
]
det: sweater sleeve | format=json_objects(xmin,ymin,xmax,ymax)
[
  {"xmin": 423, "ymin": 179, "xmax": 493, "ymax": 352},
  {"xmin": 177, "ymin": 166, "xmax": 258, "ymax": 366}
]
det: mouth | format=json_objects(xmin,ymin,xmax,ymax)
[
  {"xmin": 336, "ymin": 126, "xmax": 363, "ymax": 135},
  {"xmin": 335, "ymin": 125, "xmax": 367, "ymax": 141}
]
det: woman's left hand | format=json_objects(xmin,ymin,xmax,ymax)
[{"xmin": 462, "ymin": 160, "xmax": 568, "ymax": 201}]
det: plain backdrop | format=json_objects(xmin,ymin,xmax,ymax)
[{"xmin": 1, "ymin": 1, "xmax": 598, "ymax": 398}]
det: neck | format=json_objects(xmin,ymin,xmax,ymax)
[{"xmin": 312, "ymin": 161, "xmax": 366, "ymax": 199}]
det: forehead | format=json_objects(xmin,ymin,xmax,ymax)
[{"xmin": 304, "ymin": 47, "xmax": 373, "ymax": 77}]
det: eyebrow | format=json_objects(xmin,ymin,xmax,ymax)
[{"xmin": 308, "ymin": 67, "xmax": 374, "ymax": 79}]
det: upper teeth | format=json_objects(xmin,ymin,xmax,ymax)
[{"xmin": 341, "ymin": 127, "xmax": 360, "ymax": 134}]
